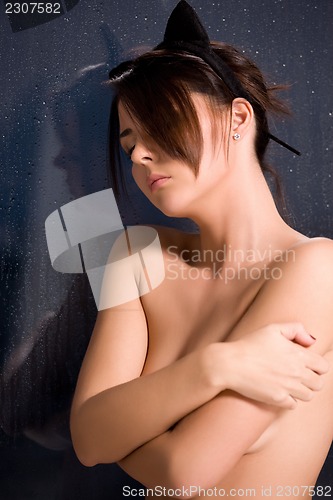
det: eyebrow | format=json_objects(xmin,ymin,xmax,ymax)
[{"xmin": 119, "ymin": 128, "xmax": 132, "ymax": 139}]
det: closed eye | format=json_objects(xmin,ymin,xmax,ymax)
[{"xmin": 126, "ymin": 145, "xmax": 135, "ymax": 159}]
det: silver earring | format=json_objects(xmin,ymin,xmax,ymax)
[{"xmin": 233, "ymin": 133, "xmax": 241, "ymax": 140}]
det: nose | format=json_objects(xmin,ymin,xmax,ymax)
[{"xmin": 131, "ymin": 137, "xmax": 155, "ymax": 165}]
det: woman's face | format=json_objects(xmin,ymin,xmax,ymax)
[{"xmin": 118, "ymin": 95, "xmax": 229, "ymax": 218}]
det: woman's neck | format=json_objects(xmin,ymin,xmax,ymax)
[{"xmin": 190, "ymin": 163, "xmax": 303, "ymax": 269}]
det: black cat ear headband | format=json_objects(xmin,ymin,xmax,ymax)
[{"xmin": 110, "ymin": 0, "xmax": 300, "ymax": 156}]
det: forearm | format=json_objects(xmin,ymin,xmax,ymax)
[
  {"xmin": 70, "ymin": 344, "xmax": 229, "ymax": 466},
  {"xmin": 119, "ymin": 392, "xmax": 278, "ymax": 494},
  {"xmin": 118, "ymin": 402, "xmax": 221, "ymax": 491},
  {"xmin": 118, "ymin": 431, "xmax": 173, "ymax": 489},
  {"xmin": 71, "ymin": 323, "xmax": 326, "ymax": 467},
  {"xmin": 117, "ymin": 324, "xmax": 330, "ymax": 490}
]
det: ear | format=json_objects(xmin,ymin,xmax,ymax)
[{"xmin": 230, "ymin": 98, "xmax": 254, "ymax": 138}]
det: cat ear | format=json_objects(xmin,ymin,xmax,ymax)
[{"xmin": 162, "ymin": 0, "xmax": 210, "ymax": 47}]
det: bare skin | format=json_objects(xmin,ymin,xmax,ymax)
[
  {"xmin": 117, "ymin": 228, "xmax": 333, "ymax": 499},
  {"xmin": 70, "ymin": 96, "xmax": 333, "ymax": 499}
]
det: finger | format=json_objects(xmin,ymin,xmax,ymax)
[
  {"xmin": 274, "ymin": 394, "xmax": 298, "ymax": 410},
  {"xmin": 304, "ymin": 351, "xmax": 330, "ymax": 375},
  {"xmin": 301, "ymin": 369, "xmax": 326, "ymax": 391},
  {"xmin": 269, "ymin": 389, "xmax": 299, "ymax": 409},
  {"xmin": 288, "ymin": 385, "xmax": 314, "ymax": 402},
  {"xmin": 278, "ymin": 322, "xmax": 316, "ymax": 347}
]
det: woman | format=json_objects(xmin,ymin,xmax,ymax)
[{"xmin": 70, "ymin": 2, "xmax": 333, "ymax": 497}]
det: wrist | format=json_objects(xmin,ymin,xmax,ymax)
[{"xmin": 200, "ymin": 342, "xmax": 234, "ymax": 392}]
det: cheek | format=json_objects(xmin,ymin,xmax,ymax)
[{"xmin": 132, "ymin": 165, "xmax": 148, "ymax": 192}]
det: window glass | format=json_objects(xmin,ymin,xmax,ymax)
[{"xmin": 1, "ymin": 1, "xmax": 332, "ymax": 497}]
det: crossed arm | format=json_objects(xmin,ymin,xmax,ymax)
[
  {"xmin": 70, "ymin": 239, "xmax": 333, "ymax": 488},
  {"xmin": 118, "ymin": 239, "xmax": 333, "ymax": 490},
  {"xmin": 118, "ymin": 392, "xmax": 279, "ymax": 491}
]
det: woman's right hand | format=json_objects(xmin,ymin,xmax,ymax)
[{"xmin": 205, "ymin": 322, "xmax": 330, "ymax": 409}]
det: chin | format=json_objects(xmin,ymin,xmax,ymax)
[{"xmin": 150, "ymin": 193, "xmax": 191, "ymax": 219}]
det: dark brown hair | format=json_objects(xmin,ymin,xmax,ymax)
[{"xmin": 108, "ymin": 42, "xmax": 290, "ymax": 210}]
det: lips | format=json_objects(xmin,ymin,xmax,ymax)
[{"xmin": 147, "ymin": 174, "xmax": 171, "ymax": 191}]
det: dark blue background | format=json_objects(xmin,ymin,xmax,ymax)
[{"xmin": 1, "ymin": 1, "xmax": 332, "ymax": 498}]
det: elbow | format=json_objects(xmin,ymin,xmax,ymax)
[
  {"xmin": 70, "ymin": 421, "xmax": 98, "ymax": 468},
  {"xmin": 74, "ymin": 451, "xmax": 97, "ymax": 468},
  {"xmin": 70, "ymin": 427, "xmax": 123, "ymax": 467},
  {"xmin": 70, "ymin": 439, "xmax": 97, "ymax": 468},
  {"xmin": 71, "ymin": 430, "xmax": 129, "ymax": 467},
  {"xmin": 70, "ymin": 408, "xmax": 96, "ymax": 467},
  {"xmin": 70, "ymin": 409, "xmax": 121, "ymax": 467}
]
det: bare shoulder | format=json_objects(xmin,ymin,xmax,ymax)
[
  {"xmin": 272, "ymin": 236, "xmax": 333, "ymax": 280},
  {"xmin": 104, "ymin": 225, "xmax": 182, "ymax": 267},
  {"xmin": 288, "ymin": 236, "xmax": 333, "ymax": 260},
  {"xmin": 231, "ymin": 237, "xmax": 333, "ymax": 353}
]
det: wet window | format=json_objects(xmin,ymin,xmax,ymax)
[{"xmin": 1, "ymin": 1, "xmax": 332, "ymax": 497}]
